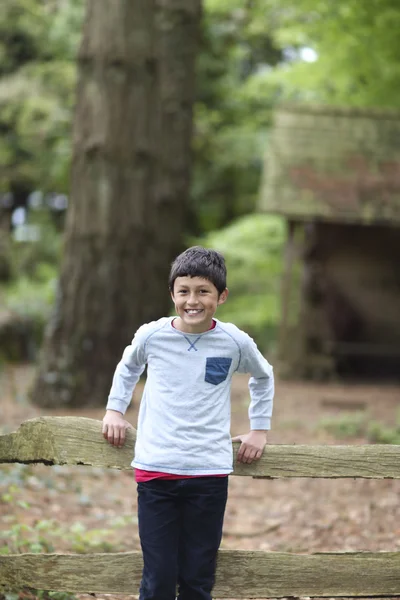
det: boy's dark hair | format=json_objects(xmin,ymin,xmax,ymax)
[{"xmin": 169, "ymin": 246, "xmax": 227, "ymax": 294}]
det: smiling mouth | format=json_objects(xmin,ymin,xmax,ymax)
[{"xmin": 185, "ymin": 309, "xmax": 203, "ymax": 315}]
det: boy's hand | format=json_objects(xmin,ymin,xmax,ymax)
[
  {"xmin": 232, "ymin": 430, "xmax": 267, "ymax": 464},
  {"xmin": 102, "ymin": 409, "xmax": 134, "ymax": 448}
]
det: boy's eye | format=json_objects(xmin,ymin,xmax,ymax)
[
  {"xmin": 178, "ymin": 290, "xmax": 187, "ymax": 294},
  {"xmin": 200, "ymin": 289, "xmax": 209, "ymax": 294}
]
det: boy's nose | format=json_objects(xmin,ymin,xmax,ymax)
[{"xmin": 187, "ymin": 294, "xmax": 199, "ymax": 305}]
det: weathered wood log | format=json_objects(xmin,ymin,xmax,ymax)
[
  {"xmin": 1, "ymin": 550, "xmax": 400, "ymax": 597},
  {"xmin": 1, "ymin": 416, "xmax": 400, "ymax": 478},
  {"xmin": 1, "ymin": 417, "xmax": 400, "ymax": 598},
  {"xmin": 0, "ymin": 416, "xmax": 135, "ymax": 470}
]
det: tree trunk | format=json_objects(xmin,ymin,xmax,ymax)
[
  {"xmin": 0, "ymin": 208, "xmax": 12, "ymax": 283},
  {"xmin": 31, "ymin": 0, "xmax": 202, "ymax": 407}
]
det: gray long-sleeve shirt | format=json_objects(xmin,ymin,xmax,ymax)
[{"xmin": 106, "ymin": 317, "xmax": 274, "ymax": 475}]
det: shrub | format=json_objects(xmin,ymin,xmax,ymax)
[
  {"xmin": 318, "ymin": 412, "xmax": 367, "ymax": 439},
  {"xmin": 197, "ymin": 213, "xmax": 285, "ymax": 353},
  {"xmin": 0, "ymin": 212, "xmax": 60, "ymax": 361},
  {"xmin": 318, "ymin": 410, "xmax": 400, "ymax": 444}
]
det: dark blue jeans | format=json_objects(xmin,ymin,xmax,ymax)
[{"xmin": 137, "ymin": 476, "xmax": 228, "ymax": 600}]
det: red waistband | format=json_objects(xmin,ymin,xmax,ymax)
[{"xmin": 135, "ymin": 468, "xmax": 227, "ymax": 482}]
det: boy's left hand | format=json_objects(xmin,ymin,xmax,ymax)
[{"xmin": 232, "ymin": 430, "xmax": 267, "ymax": 464}]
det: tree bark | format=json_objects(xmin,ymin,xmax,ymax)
[
  {"xmin": 31, "ymin": 0, "xmax": 202, "ymax": 407},
  {"xmin": 0, "ymin": 208, "xmax": 12, "ymax": 282}
]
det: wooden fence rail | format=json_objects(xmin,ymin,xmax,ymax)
[{"xmin": 1, "ymin": 416, "xmax": 400, "ymax": 598}]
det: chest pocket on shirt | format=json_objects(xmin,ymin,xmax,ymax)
[{"xmin": 205, "ymin": 357, "xmax": 232, "ymax": 385}]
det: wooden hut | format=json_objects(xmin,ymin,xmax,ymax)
[{"xmin": 260, "ymin": 105, "xmax": 400, "ymax": 381}]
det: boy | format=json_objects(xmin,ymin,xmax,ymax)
[{"xmin": 102, "ymin": 246, "xmax": 274, "ymax": 600}]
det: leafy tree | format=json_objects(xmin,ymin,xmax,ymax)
[
  {"xmin": 1, "ymin": 0, "xmax": 284, "ymax": 235},
  {"xmin": 199, "ymin": 213, "xmax": 285, "ymax": 352},
  {"xmin": 2, "ymin": 0, "xmax": 400, "ymax": 215},
  {"xmin": 192, "ymin": 0, "xmax": 283, "ymax": 233},
  {"xmin": 261, "ymin": 0, "xmax": 400, "ymax": 108},
  {"xmin": 3, "ymin": 0, "xmax": 400, "ymax": 372},
  {"xmin": 0, "ymin": 0, "xmax": 84, "ymax": 197}
]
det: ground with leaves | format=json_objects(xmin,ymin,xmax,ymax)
[{"xmin": 1, "ymin": 365, "xmax": 400, "ymax": 600}]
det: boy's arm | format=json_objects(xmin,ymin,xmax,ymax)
[
  {"xmin": 233, "ymin": 333, "xmax": 274, "ymax": 464},
  {"xmin": 102, "ymin": 328, "xmax": 147, "ymax": 447}
]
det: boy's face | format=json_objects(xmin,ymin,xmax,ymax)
[{"xmin": 171, "ymin": 276, "xmax": 228, "ymax": 334}]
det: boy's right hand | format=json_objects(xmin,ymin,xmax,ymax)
[{"xmin": 102, "ymin": 410, "xmax": 134, "ymax": 447}]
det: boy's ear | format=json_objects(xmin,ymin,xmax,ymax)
[{"xmin": 218, "ymin": 288, "xmax": 229, "ymax": 306}]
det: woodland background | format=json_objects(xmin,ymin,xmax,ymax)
[
  {"xmin": 2, "ymin": 0, "xmax": 400, "ymax": 376},
  {"xmin": 1, "ymin": 3, "xmax": 400, "ymax": 598}
]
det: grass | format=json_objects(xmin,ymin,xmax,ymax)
[{"xmin": 317, "ymin": 410, "xmax": 400, "ymax": 444}]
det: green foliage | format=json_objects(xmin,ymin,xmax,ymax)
[
  {"xmin": 193, "ymin": 0, "xmax": 400, "ymax": 235},
  {"xmin": 0, "ymin": 522, "xmax": 54, "ymax": 555},
  {"xmin": 0, "ymin": 61, "xmax": 76, "ymax": 192},
  {"xmin": 0, "ymin": 515, "xmax": 124, "ymax": 555},
  {"xmin": 0, "ymin": 465, "xmax": 119, "ymax": 598},
  {"xmin": 0, "ymin": 0, "xmax": 50, "ymax": 76},
  {"xmin": 9, "ymin": 212, "xmax": 61, "ymax": 279},
  {"xmin": 198, "ymin": 213, "xmax": 285, "ymax": 351},
  {"xmin": 0, "ymin": 592, "xmax": 77, "ymax": 600},
  {"xmin": 0, "ymin": 466, "xmax": 136, "ymax": 558},
  {"xmin": 2, "ymin": 275, "xmax": 56, "ymax": 344},
  {"xmin": 367, "ymin": 413, "xmax": 400, "ymax": 445},
  {"xmin": 318, "ymin": 412, "xmax": 367, "ymax": 440},
  {"xmin": 0, "ymin": 506, "xmax": 125, "ymax": 555},
  {"xmin": 318, "ymin": 410, "xmax": 400, "ymax": 444},
  {"xmin": 2, "ymin": 0, "xmax": 400, "ymax": 231},
  {"xmin": 0, "ymin": 212, "xmax": 61, "ymax": 356},
  {"xmin": 193, "ymin": 0, "xmax": 283, "ymax": 233},
  {"xmin": 36, "ymin": 593, "xmax": 77, "ymax": 600},
  {"xmin": 2, "ymin": 0, "xmax": 399, "ymax": 363},
  {"xmin": 266, "ymin": 0, "xmax": 400, "ymax": 108},
  {"xmin": 0, "ymin": 0, "xmax": 284, "ymax": 234},
  {"xmin": 0, "ymin": 0, "xmax": 84, "ymax": 194}
]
